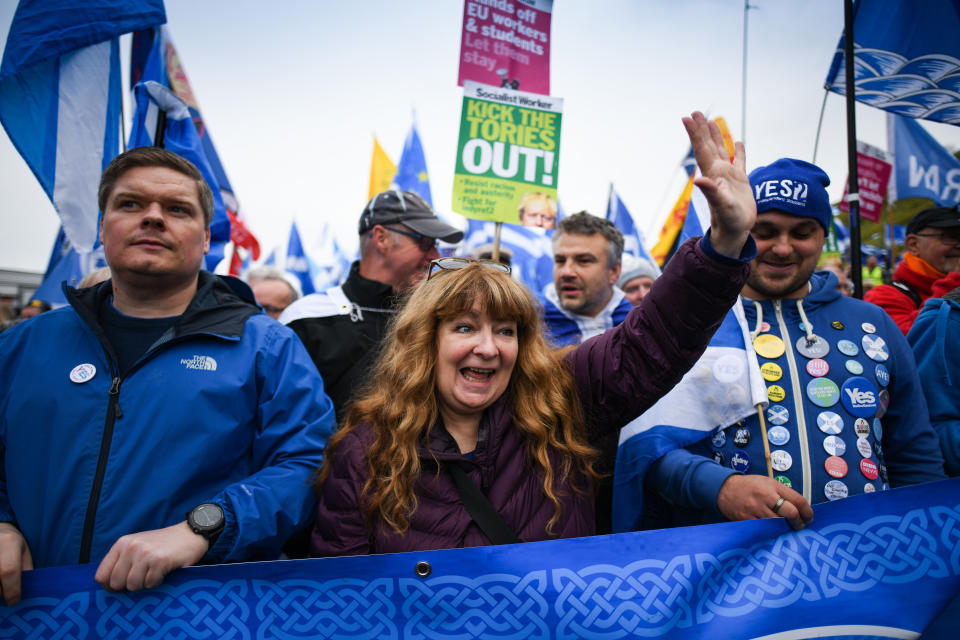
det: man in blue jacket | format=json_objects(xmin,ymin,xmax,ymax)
[
  {"xmin": 0, "ymin": 148, "xmax": 335, "ymax": 605},
  {"xmin": 645, "ymin": 158, "xmax": 946, "ymax": 530}
]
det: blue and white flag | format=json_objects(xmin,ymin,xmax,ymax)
[
  {"xmin": 824, "ymin": 0, "xmax": 960, "ymax": 125},
  {"xmin": 285, "ymin": 222, "xmax": 315, "ymax": 296},
  {"xmin": 612, "ymin": 185, "xmax": 766, "ymax": 533},
  {"xmin": 32, "ymin": 227, "xmax": 107, "ymax": 305},
  {"xmin": 606, "ymin": 184, "xmax": 661, "ymax": 275},
  {"xmin": 887, "ymin": 113, "xmax": 960, "ymax": 205},
  {"xmin": 0, "ymin": 0, "xmax": 164, "ymax": 261},
  {"xmin": 462, "ymin": 219, "xmax": 554, "ymax": 295},
  {"xmin": 391, "ymin": 120, "xmax": 433, "ymax": 207},
  {"xmin": 127, "ymin": 81, "xmax": 231, "ymax": 271},
  {"xmin": 262, "ymin": 248, "xmax": 277, "ymax": 266}
]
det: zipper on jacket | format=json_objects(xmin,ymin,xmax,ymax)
[
  {"xmin": 78, "ymin": 376, "xmax": 122, "ymax": 563},
  {"xmin": 774, "ymin": 300, "xmax": 812, "ymax": 503}
]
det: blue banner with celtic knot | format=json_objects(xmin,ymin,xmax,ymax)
[{"xmin": 3, "ymin": 478, "xmax": 959, "ymax": 639}]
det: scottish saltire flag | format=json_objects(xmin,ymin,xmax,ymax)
[
  {"xmin": 263, "ymin": 248, "xmax": 277, "ymax": 266},
  {"xmin": 127, "ymin": 81, "xmax": 231, "ymax": 271},
  {"xmin": 606, "ymin": 184, "xmax": 661, "ymax": 275},
  {"xmin": 887, "ymin": 113, "xmax": 960, "ymax": 205},
  {"xmin": 391, "ymin": 120, "xmax": 433, "ymax": 206},
  {"xmin": 612, "ymin": 185, "xmax": 767, "ymax": 533},
  {"xmin": 285, "ymin": 222, "xmax": 315, "ymax": 296},
  {"xmin": 462, "ymin": 219, "xmax": 554, "ymax": 295},
  {"xmin": 824, "ymin": 0, "xmax": 960, "ymax": 125},
  {"xmin": 0, "ymin": 0, "xmax": 164, "ymax": 262},
  {"xmin": 368, "ymin": 136, "xmax": 397, "ymax": 200},
  {"xmin": 32, "ymin": 227, "xmax": 107, "ymax": 305}
]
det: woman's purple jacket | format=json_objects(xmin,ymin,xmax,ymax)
[{"xmin": 310, "ymin": 237, "xmax": 751, "ymax": 556}]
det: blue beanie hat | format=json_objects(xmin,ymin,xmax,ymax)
[{"xmin": 748, "ymin": 158, "xmax": 831, "ymax": 231}]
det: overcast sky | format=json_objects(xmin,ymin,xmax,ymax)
[{"xmin": 3, "ymin": 0, "xmax": 960, "ymax": 273}]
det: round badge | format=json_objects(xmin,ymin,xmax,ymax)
[
  {"xmin": 845, "ymin": 359, "xmax": 864, "ymax": 375},
  {"xmin": 761, "ymin": 362, "xmax": 783, "ymax": 382},
  {"xmin": 854, "ymin": 418, "xmax": 870, "ymax": 437},
  {"xmin": 873, "ymin": 418, "xmax": 883, "ymax": 441},
  {"xmin": 796, "ymin": 334, "xmax": 830, "ymax": 359},
  {"xmin": 754, "ymin": 334, "xmax": 785, "ymax": 359},
  {"xmin": 860, "ymin": 458, "xmax": 879, "ymax": 480},
  {"xmin": 817, "ymin": 411, "xmax": 844, "ymax": 435},
  {"xmin": 771, "ymin": 449, "xmax": 793, "ymax": 472},
  {"xmin": 806, "ymin": 358, "xmax": 829, "ymax": 377},
  {"xmin": 767, "ymin": 404, "xmax": 790, "ymax": 425},
  {"xmin": 823, "ymin": 435, "xmax": 847, "ymax": 456},
  {"xmin": 876, "ymin": 389, "xmax": 890, "ymax": 419},
  {"xmin": 759, "ymin": 321, "xmax": 771, "ymax": 333},
  {"xmin": 862, "ymin": 335, "xmax": 889, "ymax": 362},
  {"xmin": 825, "ymin": 455, "xmax": 848, "ymax": 478},
  {"xmin": 861, "ymin": 322, "xmax": 877, "ymax": 334},
  {"xmin": 767, "ymin": 425, "xmax": 790, "ymax": 446},
  {"xmin": 830, "ymin": 320, "xmax": 845, "ymax": 330},
  {"xmin": 69, "ymin": 363, "xmax": 97, "ymax": 384},
  {"xmin": 733, "ymin": 427, "xmax": 751, "ymax": 447},
  {"xmin": 775, "ymin": 474, "xmax": 792, "ymax": 488},
  {"xmin": 807, "ymin": 378, "xmax": 840, "ymax": 407},
  {"xmin": 837, "ymin": 339, "xmax": 859, "ymax": 357},
  {"xmin": 875, "ymin": 364, "xmax": 890, "ymax": 387},
  {"xmin": 798, "ymin": 322, "xmax": 809, "ymax": 333},
  {"xmin": 713, "ymin": 353, "xmax": 745, "ymax": 383},
  {"xmin": 824, "ymin": 479, "xmax": 849, "ymax": 501},
  {"xmin": 840, "ymin": 376, "xmax": 880, "ymax": 418},
  {"xmin": 711, "ymin": 430, "xmax": 727, "ymax": 448},
  {"xmin": 713, "ymin": 450, "xmax": 726, "ymax": 466},
  {"xmin": 730, "ymin": 450, "xmax": 751, "ymax": 472},
  {"xmin": 857, "ymin": 437, "xmax": 873, "ymax": 458},
  {"xmin": 767, "ymin": 385, "xmax": 786, "ymax": 403},
  {"xmin": 864, "ymin": 482, "xmax": 876, "ymax": 493}
]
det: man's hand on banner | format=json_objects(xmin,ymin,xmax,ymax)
[
  {"xmin": 0, "ymin": 522, "xmax": 33, "ymax": 606},
  {"xmin": 682, "ymin": 111, "xmax": 756, "ymax": 259},
  {"xmin": 717, "ymin": 474, "xmax": 814, "ymax": 531},
  {"xmin": 94, "ymin": 521, "xmax": 209, "ymax": 593}
]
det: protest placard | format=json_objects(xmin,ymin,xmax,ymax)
[
  {"xmin": 452, "ymin": 81, "xmax": 562, "ymax": 225},
  {"xmin": 458, "ymin": 0, "xmax": 553, "ymax": 95},
  {"xmin": 838, "ymin": 141, "xmax": 893, "ymax": 222}
]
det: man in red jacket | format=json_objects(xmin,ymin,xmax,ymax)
[{"xmin": 864, "ymin": 206, "xmax": 960, "ymax": 334}]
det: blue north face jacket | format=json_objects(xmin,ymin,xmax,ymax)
[{"xmin": 0, "ymin": 272, "xmax": 335, "ymax": 568}]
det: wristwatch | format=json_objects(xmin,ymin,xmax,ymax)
[{"xmin": 186, "ymin": 503, "xmax": 224, "ymax": 546}]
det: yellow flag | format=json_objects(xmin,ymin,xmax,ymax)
[
  {"xmin": 650, "ymin": 117, "xmax": 735, "ymax": 265},
  {"xmin": 368, "ymin": 137, "xmax": 397, "ymax": 200}
]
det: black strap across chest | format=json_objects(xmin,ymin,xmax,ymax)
[{"xmin": 446, "ymin": 461, "xmax": 520, "ymax": 546}]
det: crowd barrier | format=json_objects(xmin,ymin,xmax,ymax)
[{"xmin": 3, "ymin": 477, "xmax": 958, "ymax": 639}]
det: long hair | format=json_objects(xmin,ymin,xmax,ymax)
[{"xmin": 316, "ymin": 263, "xmax": 596, "ymax": 535}]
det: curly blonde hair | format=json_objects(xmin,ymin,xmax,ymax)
[{"xmin": 316, "ymin": 262, "xmax": 597, "ymax": 535}]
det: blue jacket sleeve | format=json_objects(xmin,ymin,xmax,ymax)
[
  {"xmin": 907, "ymin": 299, "xmax": 960, "ymax": 477},
  {"xmin": 647, "ymin": 448, "xmax": 734, "ymax": 516},
  {"xmin": 205, "ymin": 323, "xmax": 336, "ymax": 563}
]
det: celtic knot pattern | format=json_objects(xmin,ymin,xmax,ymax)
[
  {"xmin": 252, "ymin": 578, "xmax": 395, "ymax": 640},
  {"xmin": 931, "ymin": 504, "xmax": 960, "ymax": 574},
  {"xmin": 94, "ymin": 579, "xmax": 251, "ymax": 640},
  {"xmin": 552, "ymin": 557, "xmax": 694, "ymax": 638},
  {"xmin": 0, "ymin": 593, "xmax": 90, "ymax": 640},
  {"xmin": 399, "ymin": 571, "xmax": 548, "ymax": 640}
]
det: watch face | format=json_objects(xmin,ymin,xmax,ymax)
[{"xmin": 192, "ymin": 504, "xmax": 223, "ymax": 529}]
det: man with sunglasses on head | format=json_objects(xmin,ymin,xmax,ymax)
[
  {"xmin": 865, "ymin": 206, "xmax": 960, "ymax": 335},
  {"xmin": 280, "ymin": 190, "xmax": 463, "ymax": 424}
]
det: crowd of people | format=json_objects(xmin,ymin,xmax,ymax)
[{"xmin": 0, "ymin": 111, "xmax": 956, "ymax": 608}]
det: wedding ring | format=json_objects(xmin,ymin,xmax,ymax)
[{"xmin": 772, "ymin": 497, "xmax": 785, "ymax": 514}]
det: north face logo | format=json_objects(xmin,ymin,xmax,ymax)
[{"xmin": 181, "ymin": 355, "xmax": 218, "ymax": 371}]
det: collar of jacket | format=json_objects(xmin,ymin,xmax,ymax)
[
  {"xmin": 342, "ymin": 261, "xmax": 401, "ymax": 311},
  {"xmin": 419, "ymin": 394, "xmax": 512, "ymax": 463},
  {"xmin": 64, "ymin": 271, "xmax": 261, "ymax": 342},
  {"xmin": 743, "ymin": 270, "xmax": 842, "ymax": 322}
]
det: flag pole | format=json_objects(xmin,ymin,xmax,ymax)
[
  {"xmin": 492, "ymin": 222, "xmax": 502, "ymax": 262},
  {"xmin": 154, "ymin": 110, "xmax": 167, "ymax": 148},
  {"xmin": 843, "ymin": 0, "xmax": 864, "ymax": 299}
]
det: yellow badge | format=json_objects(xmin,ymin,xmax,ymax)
[
  {"xmin": 760, "ymin": 362, "xmax": 783, "ymax": 382},
  {"xmin": 753, "ymin": 333, "xmax": 786, "ymax": 359},
  {"xmin": 767, "ymin": 385, "xmax": 786, "ymax": 402}
]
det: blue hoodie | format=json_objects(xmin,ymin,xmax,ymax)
[
  {"xmin": 646, "ymin": 271, "xmax": 946, "ymax": 527},
  {"xmin": 908, "ymin": 293, "xmax": 960, "ymax": 476}
]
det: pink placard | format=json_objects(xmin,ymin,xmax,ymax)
[
  {"xmin": 839, "ymin": 145, "xmax": 893, "ymax": 222},
  {"xmin": 458, "ymin": 0, "xmax": 553, "ymax": 96}
]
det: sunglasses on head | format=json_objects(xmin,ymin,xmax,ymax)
[{"xmin": 427, "ymin": 257, "xmax": 512, "ymax": 280}]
